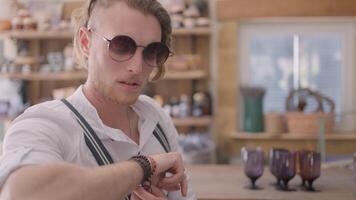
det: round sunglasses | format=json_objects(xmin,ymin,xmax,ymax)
[{"xmin": 88, "ymin": 28, "xmax": 173, "ymax": 67}]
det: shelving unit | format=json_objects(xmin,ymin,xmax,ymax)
[
  {"xmin": 0, "ymin": 38, "xmax": 76, "ymax": 103},
  {"xmin": 150, "ymin": 25, "xmax": 213, "ymax": 128},
  {"xmin": 0, "ymin": 27, "xmax": 213, "ymax": 129}
]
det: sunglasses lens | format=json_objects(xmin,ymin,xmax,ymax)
[
  {"xmin": 143, "ymin": 42, "xmax": 170, "ymax": 67},
  {"xmin": 109, "ymin": 35, "xmax": 136, "ymax": 62}
]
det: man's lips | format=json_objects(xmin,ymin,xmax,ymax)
[
  {"xmin": 116, "ymin": 80, "xmax": 142, "ymax": 91},
  {"xmin": 117, "ymin": 81, "xmax": 141, "ymax": 86}
]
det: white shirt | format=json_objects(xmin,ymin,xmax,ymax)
[{"xmin": 0, "ymin": 86, "xmax": 195, "ymax": 200}]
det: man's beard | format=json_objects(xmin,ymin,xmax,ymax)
[{"xmin": 93, "ymin": 75, "xmax": 141, "ymax": 105}]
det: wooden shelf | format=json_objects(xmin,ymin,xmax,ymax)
[
  {"xmin": 173, "ymin": 27, "xmax": 211, "ymax": 36},
  {"xmin": 0, "ymin": 71, "xmax": 87, "ymax": 81},
  {"xmin": 14, "ymin": 56, "xmax": 38, "ymax": 65},
  {"xmin": 232, "ymin": 132, "xmax": 356, "ymax": 140},
  {"xmin": 0, "ymin": 30, "xmax": 74, "ymax": 40},
  {"xmin": 172, "ymin": 116, "xmax": 213, "ymax": 127},
  {"xmin": 0, "ymin": 27, "xmax": 211, "ymax": 40},
  {"xmin": 163, "ymin": 69, "xmax": 207, "ymax": 80}
]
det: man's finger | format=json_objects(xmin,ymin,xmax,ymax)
[
  {"xmin": 150, "ymin": 185, "xmax": 166, "ymax": 197},
  {"xmin": 132, "ymin": 190, "xmax": 144, "ymax": 200},
  {"xmin": 159, "ymin": 184, "xmax": 180, "ymax": 191},
  {"xmin": 180, "ymin": 174, "xmax": 188, "ymax": 197},
  {"xmin": 157, "ymin": 171, "xmax": 184, "ymax": 187},
  {"xmin": 134, "ymin": 187, "xmax": 157, "ymax": 199}
]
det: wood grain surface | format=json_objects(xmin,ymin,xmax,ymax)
[{"xmin": 187, "ymin": 164, "xmax": 355, "ymax": 200}]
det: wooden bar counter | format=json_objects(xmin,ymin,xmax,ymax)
[{"xmin": 186, "ymin": 164, "xmax": 355, "ymax": 200}]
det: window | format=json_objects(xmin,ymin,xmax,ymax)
[{"xmin": 238, "ymin": 19, "xmax": 356, "ymax": 130}]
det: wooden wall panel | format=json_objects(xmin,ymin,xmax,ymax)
[
  {"xmin": 215, "ymin": 22, "xmax": 238, "ymax": 162},
  {"xmin": 216, "ymin": 0, "xmax": 356, "ymax": 20}
]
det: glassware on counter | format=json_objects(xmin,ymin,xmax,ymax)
[
  {"xmin": 274, "ymin": 150, "xmax": 297, "ymax": 191},
  {"xmin": 269, "ymin": 148, "xmax": 289, "ymax": 186},
  {"xmin": 241, "ymin": 147, "xmax": 264, "ymax": 190},
  {"xmin": 298, "ymin": 150, "xmax": 321, "ymax": 191}
]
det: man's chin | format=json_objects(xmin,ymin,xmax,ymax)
[{"xmin": 110, "ymin": 94, "xmax": 139, "ymax": 105}]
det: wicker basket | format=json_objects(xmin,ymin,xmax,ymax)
[
  {"xmin": 286, "ymin": 112, "xmax": 335, "ymax": 135},
  {"xmin": 264, "ymin": 112, "xmax": 286, "ymax": 134}
]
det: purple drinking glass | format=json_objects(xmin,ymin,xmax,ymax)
[
  {"xmin": 241, "ymin": 147, "xmax": 265, "ymax": 189},
  {"xmin": 275, "ymin": 150, "xmax": 297, "ymax": 191},
  {"xmin": 269, "ymin": 148, "xmax": 288, "ymax": 186},
  {"xmin": 298, "ymin": 150, "xmax": 321, "ymax": 191}
]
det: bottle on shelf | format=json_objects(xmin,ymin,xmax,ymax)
[
  {"xmin": 170, "ymin": 96, "xmax": 181, "ymax": 118},
  {"xmin": 178, "ymin": 94, "xmax": 190, "ymax": 118},
  {"xmin": 192, "ymin": 92, "xmax": 203, "ymax": 117},
  {"xmin": 201, "ymin": 91, "xmax": 212, "ymax": 115},
  {"xmin": 192, "ymin": 91, "xmax": 212, "ymax": 117}
]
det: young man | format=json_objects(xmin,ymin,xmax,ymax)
[{"xmin": 0, "ymin": 0, "xmax": 195, "ymax": 199}]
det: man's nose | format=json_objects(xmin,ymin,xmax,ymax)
[{"xmin": 126, "ymin": 48, "xmax": 144, "ymax": 74}]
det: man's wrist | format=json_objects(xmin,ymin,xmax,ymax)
[{"xmin": 129, "ymin": 155, "xmax": 153, "ymax": 184}]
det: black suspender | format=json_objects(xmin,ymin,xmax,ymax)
[
  {"xmin": 61, "ymin": 99, "xmax": 114, "ymax": 165},
  {"xmin": 61, "ymin": 99, "xmax": 171, "ymax": 166},
  {"xmin": 153, "ymin": 123, "xmax": 171, "ymax": 153}
]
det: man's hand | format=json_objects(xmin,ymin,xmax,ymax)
[
  {"xmin": 150, "ymin": 172, "xmax": 181, "ymax": 192},
  {"xmin": 132, "ymin": 185, "xmax": 166, "ymax": 200},
  {"xmin": 150, "ymin": 152, "xmax": 187, "ymax": 197}
]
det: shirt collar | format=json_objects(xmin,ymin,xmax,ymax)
[{"xmin": 66, "ymin": 85, "xmax": 159, "ymax": 147}]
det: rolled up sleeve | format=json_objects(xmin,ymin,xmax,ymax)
[{"xmin": 0, "ymin": 117, "xmax": 65, "ymax": 186}]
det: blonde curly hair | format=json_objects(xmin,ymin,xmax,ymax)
[{"xmin": 71, "ymin": 0, "xmax": 172, "ymax": 80}]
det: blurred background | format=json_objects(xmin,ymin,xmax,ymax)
[{"xmin": 0, "ymin": 0, "xmax": 356, "ymax": 167}]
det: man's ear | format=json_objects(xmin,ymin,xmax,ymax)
[{"xmin": 79, "ymin": 27, "xmax": 90, "ymax": 58}]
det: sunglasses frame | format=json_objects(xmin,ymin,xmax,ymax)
[{"xmin": 88, "ymin": 28, "xmax": 174, "ymax": 67}]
